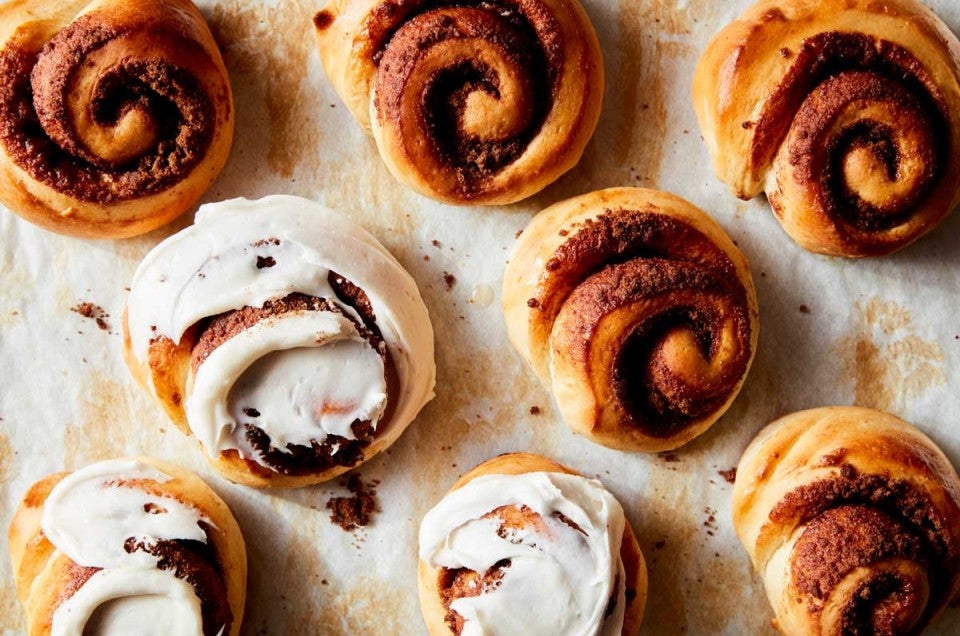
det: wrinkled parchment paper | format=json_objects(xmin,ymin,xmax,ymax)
[{"xmin": 2, "ymin": 0, "xmax": 960, "ymax": 633}]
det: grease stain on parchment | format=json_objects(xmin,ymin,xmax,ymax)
[
  {"xmin": 209, "ymin": 0, "xmax": 323, "ymax": 179},
  {"xmin": 0, "ymin": 431, "xmax": 15, "ymax": 484},
  {"xmin": 836, "ymin": 298, "xmax": 946, "ymax": 412},
  {"xmin": 0, "ymin": 583, "xmax": 23, "ymax": 632},
  {"xmin": 62, "ymin": 373, "xmax": 155, "ymax": 470},
  {"xmin": 267, "ymin": 531, "xmax": 409, "ymax": 634}
]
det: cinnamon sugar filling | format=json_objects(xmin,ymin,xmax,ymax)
[{"xmin": 0, "ymin": 16, "xmax": 215, "ymax": 202}]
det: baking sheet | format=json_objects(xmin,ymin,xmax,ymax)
[{"xmin": 2, "ymin": 0, "xmax": 960, "ymax": 633}]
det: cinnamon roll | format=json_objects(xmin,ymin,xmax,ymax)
[
  {"xmin": 503, "ymin": 188, "xmax": 758, "ymax": 452},
  {"xmin": 693, "ymin": 0, "xmax": 960, "ymax": 257},
  {"xmin": 313, "ymin": 0, "xmax": 603, "ymax": 205},
  {"xmin": 733, "ymin": 406, "xmax": 960, "ymax": 635},
  {"xmin": 418, "ymin": 452, "xmax": 647, "ymax": 635},
  {"xmin": 7, "ymin": 457, "xmax": 246, "ymax": 635},
  {"xmin": 0, "ymin": 0, "xmax": 233, "ymax": 238},
  {"xmin": 122, "ymin": 195, "xmax": 436, "ymax": 487}
]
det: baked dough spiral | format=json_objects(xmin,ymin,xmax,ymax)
[
  {"xmin": 693, "ymin": 0, "xmax": 960, "ymax": 257},
  {"xmin": 313, "ymin": 0, "xmax": 603, "ymax": 205},
  {"xmin": 0, "ymin": 0, "xmax": 233, "ymax": 238},
  {"xmin": 503, "ymin": 188, "xmax": 758, "ymax": 452},
  {"xmin": 418, "ymin": 452, "xmax": 647, "ymax": 635},
  {"xmin": 7, "ymin": 457, "xmax": 246, "ymax": 636},
  {"xmin": 733, "ymin": 407, "xmax": 960, "ymax": 635},
  {"xmin": 123, "ymin": 195, "xmax": 436, "ymax": 488}
]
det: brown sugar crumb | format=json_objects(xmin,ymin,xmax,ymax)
[
  {"xmin": 326, "ymin": 474, "xmax": 379, "ymax": 532},
  {"xmin": 659, "ymin": 452, "xmax": 681, "ymax": 463},
  {"xmin": 443, "ymin": 272, "xmax": 457, "ymax": 290},
  {"xmin": 256, "ymin": 255, "xmax": 276, "ymax": 269},
  {"xmin": 313, "ymin": 9, "xmax": 334, "ymax": 30},
  {"xmin": 431, "ymin": 239, "xmax": 442, "ymax": 248},
  {"xmin": 529, "ymin": 406, "xmax": 541, "ymax": 415},
  {"xmin": 71, "ymin": 302, "xmax": 110, "ymax": 331},
  {"xmin": 515, "ymin": 229, "xmax": 523, "ymax": 238},
  {"xmin": 526, "ymin": 298, "xmax": 540, "ymax": 308},
  {"xmin": 718, "ymin": 467, "xmax": 737, "ymax": 484},
  {"xmin": 799, "ymin": 304, "xmax": 811, "ymax": 314}
]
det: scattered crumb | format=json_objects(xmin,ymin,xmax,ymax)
[
  {"xmin": 431, "ymin": 239, "xmax": 441, "ymax": 248},
  {"xmin": 799, "ymin": 304, "xmax": 810, "ymax": 314},
  {"xmin": 654, "ymin": 540, "xmax": 666, "ymax": 550},
  {"xmin": 659, "ymin": 453, "xmax": 681, "ymax": 463},
  {"xmin": 71, "ymin": 302, "xmax": 110, "ymax": 331},
  {"xmin": 718, "ymin": 467, "xmax": 737, "ymax": 484},
  {"xmin": 443, "ymin": 272, "xmax": 457, "ymax": 290},
  {"xmin": 326, "ymin": 475, "xmax": 379, "ymax": 532},
  {"xmin": 422, "ymin": 255, "xmax": 430, "ymax": 261},
  {"xmin": 529, "ymin": 406, "xmax": 541, "ymax": 415},
  {"xmin": 256, "ymin": 255, "xmax": 276, "ymax": 269}
]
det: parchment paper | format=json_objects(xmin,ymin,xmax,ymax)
[{"xmin": 2, "ymin": 0, "xmax": 960, "ymax": 633}]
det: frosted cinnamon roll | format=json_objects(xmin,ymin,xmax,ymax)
[
  {"xmin": 418, "ymin": 453, "xmax": 647, "ymax": 635},
  {"xmin": 313, "ymin": 0, "xmax": 603, "ymax": 205},
  {"xmin": 123, "ymin": 195, "xmax": 436, "ymax": 487},
  {"xmin": 733, "ymin": 407, "xmax": 960, "ymax": 635},
  {"xmin": 7, "ymin": 457, "xmax": 246, "ymax": 636},
  {"xmin": 503, "ymin": 188, "xmax": 758, "ymax": 452},
  {"xmin": 0, "ymin": 0, "xmax": 233, "ymax": 238},
  {"xmin": 693, "ymin": 0, "xmax": 960, "ymax": 257}
]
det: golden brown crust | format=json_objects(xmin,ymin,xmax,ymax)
[
  {"xmin": 503, "ymin": 188, "xmax": 759, "ymax": 452},
  {"xmin": 0, "ymin": 0, "xmax": 233, "ymax": 238},
  {"xmin": 313, "ymin": 0, "xmax": 603, "ymax": 205},
  {"xmin": 7, "ymin": 457, "xmax": 247, "ymax": 636},
  {"xmin": 693, "ymin": 0, "xmax": 960, "ymax": 257},
  {"xmin": 418, "ymin": 452, "xmax": 647, "ymax": 635},
  {"xmin": 732, "ymin": 406, "xmax": 960, "ymax": 635}
]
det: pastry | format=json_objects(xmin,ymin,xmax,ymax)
[
  {"xmin": 123, "ymin": 195, "xmax": 436, "ymax": 488},
  {"xmin": 0, "ymin": 0, "xmax": 233, "ymax": 238},
  {"xmin": 733, "ymin": 406, "xmax": 960, "ymax": 635},
  {"xmin": 503, "ymin": 187, "xmax": 758, "ymax": 452},
  {"xmin": 8, "ymin": 457, "xmax": 246, "ymax": 635},
  {"xmin": 313, "ymin": 0, "xmax": 603, "ymax": 205},
  {"xmin": 693, "ymin": 0, "xmax": 960, "ymax": 257},
  {"xmin": 418, "ymin": 452, "xmax": 647, "ymax": 635}
]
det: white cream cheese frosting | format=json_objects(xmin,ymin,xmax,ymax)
[
  {"xmin": 126, "ymin": 195, "xmax": 435, "ymax": 470},
  {"xmin": 419, "ymin": 471, "xmax": 628, "ymax": 636},
  {"xmin": 41, "ymin": 459, "xmax": 212, "ymax": 636}
]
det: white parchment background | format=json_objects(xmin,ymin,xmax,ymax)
[{"xmin": 1, "ymin": 0, "xmax": 960, "ymax": 633}]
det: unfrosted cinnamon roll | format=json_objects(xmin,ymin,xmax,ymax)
[
  {"xmin": 123, "ymin": 195, "xmax": 436, "ymax": 488},
  {"xmin": 693, "ymin": 0, "xmax": 960, "ymax": 257},
  {"xmin": 503, "ymin": 188, "xmax": 758, "ymax": 452},
  {"xmin": 418, "ymin": 452, "xmax": 647, "ymax": 635},
  {"xmin": 313, "ymin": 0, "xmax": 603, "ymax": 205},
  {"xmin": 7, "ymin": 457, "xmax": 246, "ymax": 635},
  {"xmin": 733, "ymin": 407, "xmax": 960, "ymax": 635},
  {"xmin": 0, "ymin": 0, "xmax": 233, "ymax": 238}
]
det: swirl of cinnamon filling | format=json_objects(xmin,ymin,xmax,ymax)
[
  {"xmin": 0, "ymin": 0, "xmax": 233, "ymax": 238},
  {"xmin": 123, "ymin": 195, "xmax": 435, "ymax": 488},
  {"xmin": 503, "ymin": 188, "xmax": 758, "ymax": 452},
  {"xmin": 7, "ymin": 458, "xmax": 246, "ymax": 636},
  {"xmin": 733, "ymin": 407, "xmax": 960, "ymax": 635},
  {"xmin": 313, "ymin": 0, "xmax": 603, "ymax": 205},
  {"xmin": 693, "ymin": 0, "xmax": 960, "ymax": 257}
]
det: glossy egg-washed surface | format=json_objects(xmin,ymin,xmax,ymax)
[{"xmin": 0, "ymin": 0, "xmax": 959, "ymax": 634}]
